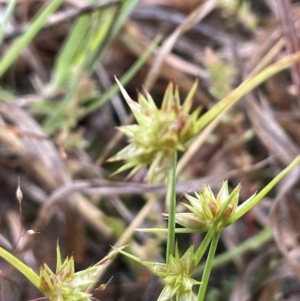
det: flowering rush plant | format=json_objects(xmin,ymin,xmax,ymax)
[
  {"xmin": 1, "ymin": 52, "xmax": 300, "ymax": 300},
  {"xmin": 110, "ymin": 77, "xmax": 300, "ymax": 301}
]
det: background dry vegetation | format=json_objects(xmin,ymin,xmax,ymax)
[{"xmin": 0, "ymin": 0, "xmax": 300, "ymax": 300}]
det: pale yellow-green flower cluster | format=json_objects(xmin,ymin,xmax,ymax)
[
  {"xmin": 118, "ymin": 245, "xmax": 200, "ymax": 301},
  {"xmin": 39, "ymin": 244, "xmax": 118, "ymax": 301},
  {"xmin": 109, "ymin": 78, "xmax": 201, "ymax": 183},
  {"xmin": 175, "ymin": 181, "xmax": 241, "ymax": 232}
]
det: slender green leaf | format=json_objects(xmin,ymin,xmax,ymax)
[
  {"xmin": 49, "ymin": 14, "xmax": 91, "ymax": 90},
  {"xmin": 194, "ymin": 227, "xmax": 273, "ymax": 276},
  {"xmin": 227, "ymin": 155, "xmax": 300, "ymax": 225},
  {"xmin": 0, "ymin": 247, "xmax": 40, "ymax": 290},
  {"xmin": 0, "ymin": 0, "xmax": 63, "ymax": 77},
  {"xmin": 196, "ymin": 52, "xmax": 300, "ymax": 132}
]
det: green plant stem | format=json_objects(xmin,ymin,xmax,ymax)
[
  {"xmin": 197, "ymin": 231, "xmax": 221, "ymax": 301},
  {"xmin": 166, "ymin": 151, "xmax": 177, "ymax": 264},
  {"xmin": 194, "ymin": 227, "xmax": 272, "ymax": 276},
  {"xmin": 196, "ymin": 52, "xmax": 300, "ymax": 133},
  {"xmin": 195, "ymin": 225, "xmax": 216, "ymax": 265},
  {"xmin": 0, "ymin": 247, "xmax": 40, "ymax": 290},
  {"xmin": 227, "ymin": 155, "xmax": 300, "ymax": 225}
]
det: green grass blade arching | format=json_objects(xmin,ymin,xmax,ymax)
[
  {"xmin": 49, "ymin": 0, "xmax": 127, "ymax": 91},
  {"xmin": 196, "ymin": 52, "xmax": 300, "ymax": 132},
  {"xmin": 226, "ymin": 155, "xmax": 300, "ymax": 225},
  {"xmin": 43, "ymin": 35, "xmax": 161, "ymax": 133},
  {"xmin": 110, "ymin": 0, "xmax": 139, "ymax": 39},
  {"xmin": 0, "ymin": 247, "xmax": 40, "ymax": 290},
  {"xmin": 87, "ymin": 0, "xmax": 140, "ymax": 68},
  {"xmin": 0, "ymin": 0, "xmax": 63, "ymax": 77},
  {"xmin": 44, "ymin": 8, "xmax": 109, "ymax": 132},
  {"xmin": 85, "ymin": 6, "xmax": 116, "ymax": 71},
  {"xmin": 52, "ymin": 0, "xmax": 137, "ymax": 83},
  {"xmin": 49, "ymin": 14, "xmax": 91, "ymax": 91}
]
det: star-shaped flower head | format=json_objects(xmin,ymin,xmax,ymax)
[
  {"xmin": 109, "ymin": 78, "xmax": 201, "ymax": 183},
  {"xmin": 117, "ymin": 245, "xmax": 200, "ymax": 301},
  {"xmin": 40, "ymin": 243, "xmax": 119, "ymax": 301},
  {"xmin": 174, "ymin": 181, "xmax": 243, "ymax": 232}
]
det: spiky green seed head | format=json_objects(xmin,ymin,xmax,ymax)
[
  {"xmin": 147, "ymin": 246, "xmax": 200, "ymax": 301},
  {"xmin": 109, "ymin": 78, "xmax": 201, "ymax": 183},
  {"xmin": 174, "ymin": 181, "xmax": 241, "ymax": 231},
  {"xmin": 39, "ymin": 244, "xmax": 119, "ymax": 301},
  {"xmin": 116, "ymin": 245, "xmax": 200, "ymax": 301}
]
